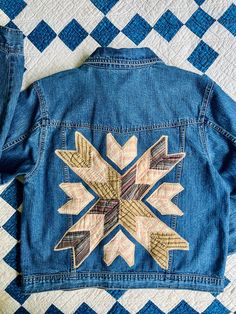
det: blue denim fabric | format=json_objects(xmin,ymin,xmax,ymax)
[{"xmin": 0, "ymin": 25, "xmax": 236, "ymax": 295}]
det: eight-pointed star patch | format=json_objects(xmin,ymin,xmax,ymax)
[{"xmin": 54, "ymin": 131, "xmax": 189, "ymax": 269}]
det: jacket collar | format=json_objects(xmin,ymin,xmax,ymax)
[{"xmin": 84, "ymin": 47, "xmax": 163, "ymax": 63}]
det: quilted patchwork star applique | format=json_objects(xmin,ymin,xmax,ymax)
[{"xmin": 54, "ymin": 132, "xmax": 189, "ymax": 270}]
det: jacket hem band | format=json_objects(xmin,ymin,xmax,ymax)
[{"xmin": 22, "ymin": 272, "xmax": 224, "ymax": 294}]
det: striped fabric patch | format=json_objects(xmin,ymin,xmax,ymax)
[{"xmin": 54, "ymin": 132, "xmax": 188, "ymax": 269}]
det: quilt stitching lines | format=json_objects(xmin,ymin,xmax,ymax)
[{"xmin": 54, "ymin": 132, "xmax": 189, "ymax": 269}]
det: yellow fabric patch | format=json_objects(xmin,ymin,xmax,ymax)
[{"xmin": 54, "ymin": 131, "xmax": 189, "ymax": 270}]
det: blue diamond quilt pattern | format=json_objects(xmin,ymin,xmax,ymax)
[{"xmin": 0, "ymin": 0, "xmax": 236, "ymax": 313}]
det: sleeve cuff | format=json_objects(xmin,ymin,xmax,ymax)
[{"xmin": 0, "ymin": 25, "xmax": 24, "ymax": 54}]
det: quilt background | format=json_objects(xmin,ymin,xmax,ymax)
[{"xmin": 0, "ymin": 0, "xmax": 236, "ymax": 313}]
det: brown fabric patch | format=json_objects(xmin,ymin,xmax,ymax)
[{"xmin": 54, "ymin": 132, "xmax": 188, "ymax": 269}]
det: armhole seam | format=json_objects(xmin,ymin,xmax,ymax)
[
  {"xmin": 2, "ymin": 83, "xmax": 44, "ymax": 151},
  {"xmin": 198, "ymin": 76, "xmax": 215, "ymax": 160},
  {"xmin": 24, "ymin": 81, "xmax": 49, "ymax": 181}
]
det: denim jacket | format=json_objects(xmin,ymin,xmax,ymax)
[{"xmin": 1, "ymin": 25, "xmax": 236, "ymax": 295}]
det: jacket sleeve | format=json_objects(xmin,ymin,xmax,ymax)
[
  {"xmin": 204, "ymin": 77, "xmax": 236, "ymax": 255},
  {"xmin": 0, "ymin": 26, "xmax": 42, "ymax": 185}
]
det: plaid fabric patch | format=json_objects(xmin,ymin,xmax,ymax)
[{"xmin": 54, "ymin": 132, "xmax": 188, "ymax": 270}]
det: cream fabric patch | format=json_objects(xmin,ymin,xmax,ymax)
[
  {"xmin": 58, "ymin": 182, "xmax": 94, "ymax": 215},
  {"xmin": 104, "ymin": 230, "xmax": 135, "ymax": 266},
  {"xmin": 146, "ymin": 183, "xmax": 184, "ymax": 216},
  {"xmin": 54, "ymin": 131, "xmax": 188, "ymax": 270},
  {"xmin": 106, "ymin": 133, "xmax": 137, "ymax": 169}
]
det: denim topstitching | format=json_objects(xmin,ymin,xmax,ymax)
[
  {"xmin": 47, "ymin": 119, "xmax": 200, "ymax": 133},
  {"xmin": 168, "ymin": 124, "xmax": 186, "ymax": 272}
]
